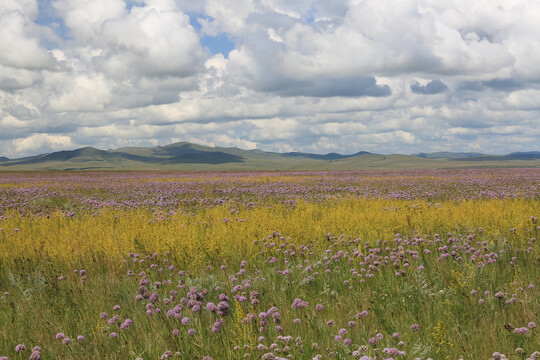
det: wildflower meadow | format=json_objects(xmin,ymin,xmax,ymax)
[{"xmin": 0, "ymin": 169, "xmax": 538, "ymax": 359}]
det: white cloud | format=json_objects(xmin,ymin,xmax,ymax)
[
  {"xmin": 0, "ymin": 0, "xmax": 39, "ymax": 18},
  {"xmin": 0, "ymin": 1, "xmax": 57, "ymax": 72},
  {"xmin": 54, "ymin": 0, "xmax": 205, "ymax": 79},
  {"xmin": 11, "ymin": 133, "xmax": 73, "ymax": 154},
  {"xmin": 98, "ymin": 4, "xmax": 205, "ymax": 78},
  {"xmin": 52, "ymin": 0, "xmax": 127, "ymax": 41},
  {"xmin": 200, "ymin": 0, "xmax": 256, "ymax": 36},
  {"xmin": 505, "ymin": 89, "xmax": 540, "ymax": 110},
  {"xmin": 45, "ymin": 72, "xmax": 111, "ymax": 112},
  {"xmin": 0, "ymin": 64, "xmax": 43, "ymax": 90},
  {"xmin": 1, "ymin": 0, "xmax": 540, "ymax": 158},
  {"xmin": 183, "ymin": 134, "xmax": 258, "ymax": 150}
]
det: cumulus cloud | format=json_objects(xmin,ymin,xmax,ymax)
[
  {"xmin": 45, "ymin": 72, "xmax": 112, "ymax": 112},
  {"xmin": 11, "ymin": 133, "xmax": 73, "ymax": 154},
  {"xmin": 1, "ymin": 0, "xmax": 540, "ymax": 158},
  {"xmin": 411, "ymin": 80, "xmax": 449, "ymax": 95},
  {"xmin": 276, "ymin": 76, "xmax": 392, "ymax": 97},
  {"xmin": 53, "ymin": 0, "xmax": 205, "ymax": 79},
  {"xmin": 0, "ymin": 3, "xmax": 57, "ymax": 69},
  {"xmin": 0, "ymin": 0, "xmax": 58, "ymax": 92},
  {"xmin": 482, "ymin": 78, "xmax": 524, "ymax": 91},
  {"xmin": 504, "ymin": 89, "xmax": 540, "ymax": 110},
  {"xmin": 0, "ymin": 65, "xmax": 42, "ymax": 90}
]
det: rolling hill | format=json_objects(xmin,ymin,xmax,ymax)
[{"xmin": 1, "ymin": 142, "xmax": 539, "ymax": 170}]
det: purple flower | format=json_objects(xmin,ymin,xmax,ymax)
[
  {"xmin": 528, "ymin": 322, "xmax": 536, "ymax": 329},
  {"xmin": 356, "ymin": 311, "xmax": 368, "ymax": 319},
  {"xmin": 110, "ymin": 332, "xmax": 118, "ymax": 339},
  {"xmin": 393, "ymin": 332, "xmax": 400, "ymax": 338},
  {"xmin": 293, "ymin": 318, "xmax": 301, "ymax": 324},
  {"xmin": 205, "ymin": 302, "xmax": 218, "ymax": 313},
  {"xmin": 55, "ymin": 333, "xmax": 65, "ymax": 340},
  {"xmin": 315, "ymin": 304, "xmax": 323, "ymax": 311},
  {"xmin": 187, "ymin": 328, "xmax": 196, "ymax": 336},
  {"xmin": 291, "ymin": 298, "xmax": 309, "ymax": 309},
  {"xmin": 15, "ymin": 344, "xmax": 25, "ymax": 353},
  {"xmin": 494, "ymin": 292, "xmax": 504, "ymax": 299},
  {"xmin": 410, "ymin": 324, "xmax": 420, "ymax": 332},
  {"xmin": 339, "ymin": 328, "xmax": 347, "ymax": 335},
  {"xmin": 77, "ymin": 335, "xmax": 85, "ymax": 342},
  {"xmin": 369, "ymin": 337, "xmax": 377, "ymax": 346},
  {"xmin": 181, "ymin": 317, "xmax": 190, "ymax": 326},
  {"xmin": 99, "ymin": 312, "xmax": 108, "ymax": 319},
  {"xmin": 113, "ymin": 304, "xmax": 121, "ymax": 310},
  {"xmin": 30, "ymin": 351, "xmax": 41, "ymax": 360},
  {"xmin": 343, "ymin": 338, "xmax": 352, "ymax": 346},
  {"xmin": 172, "ymin": 329, "xmax": 180, "ymax": 336},
  {"xmin": 211, "ymin": 318, "xmax": 224, "ymax": 333},
  {"xmin": 62, "ymin": 337, "xmax": 71, "ymax": 345},
  {"xmin": 218, "ymin": 301, "xmax": 229, "ymax": 313},
  {"xmin": 334, "ymin": 335, "xmax": 342, "ymax": 342},
  {"xmin": 383, "ymin": 347, "xmax": 405, "ymax": 356},
  {"xmin": 514, "ymin": 327, "xmax": 528, "ymax": 334},
  {"xmin": 149, "ymin": 292, "xmax": 159, "ymax": 303}
]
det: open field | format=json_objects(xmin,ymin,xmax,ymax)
[{"xmin": 0, "ymin": 169, "xmax": 539, "ymax": 359}]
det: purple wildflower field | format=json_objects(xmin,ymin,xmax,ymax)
[{"xmin": 0, "ymin": 169, "xmax": 538, "ymax": 359}]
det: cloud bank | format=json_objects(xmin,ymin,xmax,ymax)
[{"xmin": 1, "ymin": 0, "xmax": 539, "ymax": 157}]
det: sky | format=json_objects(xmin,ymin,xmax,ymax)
[{"xmin": 1, "ymin": 0, "xmax": 540, "ymax": 158}]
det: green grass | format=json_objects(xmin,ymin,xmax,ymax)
[
  {"xmin": 2, "ymin": 156, "xmax": 540, "ymax": 171},
  {"xmin": 1, "ymin": 224, "xmax": 538, "ymax": 359}
]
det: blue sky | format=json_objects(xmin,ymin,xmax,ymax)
[
  {"xmin": 188, "ymin": 14, "xmax": 236, "ymax": 58},
  {"xmin": 1, "ymin": 0, "xmax": 539, "ymax": 157}
]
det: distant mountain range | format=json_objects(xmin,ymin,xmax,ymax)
[
  {"xmin": 1, "ymin": 142, "xmax": 539, "ymax": 170},
  {"xmin": 413, "ymin": 151, "xmax": 540, "ymax": 161}
]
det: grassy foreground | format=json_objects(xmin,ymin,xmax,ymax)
[{"xmin": 0, "ymin": 198, "xmax": 538, "ymax": 359}]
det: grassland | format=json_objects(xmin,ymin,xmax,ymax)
[
  {"xmin": 0, "ymin": 170, "xmax": 538, "ymax": 359},
  {"xmin": 1, "ymin": 142, "xmax": 540, "ymax": 171}
]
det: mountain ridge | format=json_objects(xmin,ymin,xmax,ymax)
[{"xmin": 1, "ymin": 142, "xmax": 539, "ymax": 170}]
